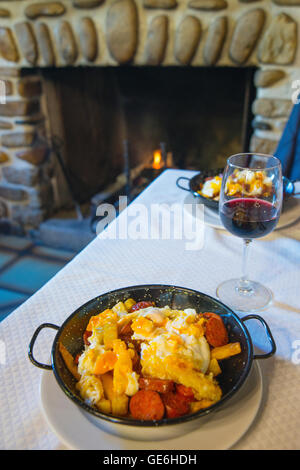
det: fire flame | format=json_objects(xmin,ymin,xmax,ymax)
[{"xmin": 152, "ymin": 150, "xmax": 162, "ymax": 170}]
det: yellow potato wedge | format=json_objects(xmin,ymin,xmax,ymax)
[
  {"xmin": 101, "ymin": 372, "xmax": 114, "ymax": 401},
  {"xmin": 211, "ymin": 342, "xmax": 241, "ymax": 361},
  {"xmin": 113, "ymin": 340, "xmax": 133, "ymax": 395},
  {"xmin": 208, "ymin": 358, "xmax": 222, "ymax": 376},
  {"xmin": 111, "ymin": 394, "xmax": 129, "ymax": 416},
  {"xmin": 103, "ymin": 319, "xmax": 118, "ymax": 349},
  {"xmin": 124, "ymin": 298, "xmax": 136, "ymax": 311},
  {"xmin": 112, "ymin": 301, "xmax": 128, "ymax": 315},
  {"xmin": 59, "ymin": 342, "xmax": 80, "ymax": 381},
  {"xmin": 96, "ymin": 398, "xmax": 112, "ymax": 414},
  {"xmin": 101, "ymin": 372, "xmax": 128, "ymax": 416},
  {"xmin": 190, "ymin": 399, "xmax": 215, "ymax": 413}
]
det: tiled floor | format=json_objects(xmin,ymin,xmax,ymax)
[{"xmin": 0, "ymin": 235, "xmax": 77, "ymax": 322}]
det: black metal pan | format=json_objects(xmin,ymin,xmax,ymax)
[
  {"xmin": 176, "ymin": 169, "xmax": 223, "ymax": 211},
  {"xmin": 28, "ymin": 285, "xmax": 275, "ymax": 436}
]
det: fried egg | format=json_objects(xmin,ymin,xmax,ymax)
[
  {"xmin": 200, "ymin": 176, "xmax": 222, "ymax": 199},
  {"xmin": 131, "ymin": 306, "xmax": 211, "ymax": 374},
  {"xmin": 77, "ymin": 344, "xmax": 106, "ymax": 375},
  {"xmin": 76, "ymin": 374, "xmax": 104, "ymax": 405}
]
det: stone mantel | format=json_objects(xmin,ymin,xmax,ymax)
[
  {"xmin": 0, "ymin": 0, "xmax": 299, "ymax": 232},
  {"xmin": 0, "ymin": 0, "xmax": 298, "ymax": 68}
]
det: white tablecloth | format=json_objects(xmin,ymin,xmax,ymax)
[{"xmin": 1, "ymin": 169, "xmax": 300, "ymax": 450}]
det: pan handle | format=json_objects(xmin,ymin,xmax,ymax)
[
  {"xmin": 176, "ymin": 176, "xmax": 191, "ymax": 192},
  {"xmin": 28, "ymin": 323, "xmax": 59, "ymax": 370},
  {"xmin": 241, "ymin": 314, "xmax": 276, "ymax": 360}
]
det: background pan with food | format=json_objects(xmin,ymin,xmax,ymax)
[{"xmin": 176, "ymin": 168, "xmax": 298, "ymax": 211}]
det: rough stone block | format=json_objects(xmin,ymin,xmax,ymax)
[
  {"xmin": 0, "ymin": 27, "xmax": 19, "ymax": 62},
  {"xmin": 106, "ymin": 0, "xmax": 138, "ymax": 64},
  {"xmin": 2, "ymin": 165, "xmax": 40, "ymax": 187},
  {"xmin": 0, "ymin": 100, "xmax": 40, "ymax": 117},
  {"xmin": 175, "ymin": 15, "xmax": 201, "ymax": 65},
  {"xmin": 258, "ymin": 13, "xmax": 297, "ymax": 65},
  {"xmin": 18, "ymin": 76, "xmax": 42, "ymax": 98},
  {"xmin": 2, "ymin": 131, "xmax": 36, "ymax": 148},
  {"xmin": 0, "ymin": 184, "xmax": 28, "ymax": 202},
  {"xmin": 145, "ymin": 15, "xmax": 168, "ymax": 65}
]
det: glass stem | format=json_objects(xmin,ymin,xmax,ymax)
[{"xmin": 237, "ymin": 239, "xmax": 253, "ymax": 295}]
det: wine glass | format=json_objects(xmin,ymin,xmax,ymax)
[{"xmin": 216, "ymin": 153, "xmax": 283, "ymax": 312}]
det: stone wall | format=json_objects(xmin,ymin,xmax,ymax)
[
  {"xmin": 0, "ymin": 66, "xmax": 53, "ymax": 232},
  {"xmin": 0, "ymin": 0, "xmax": 299, "ymax": 231}
]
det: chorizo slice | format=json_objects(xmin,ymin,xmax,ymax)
[
  {"xmin": 205, "ymin": 316, "xmax": 228, "ymax": 348},
  {"xmin": 83, "ymin": 330, "xmax": 92, "ymax": 346},
  {"xmin": 129, "ymin": 301, "xmax": 155, "ymax": 312},
  {"xmin": 129, "ymin": 390, "xmax": 165, "ymax": 421},
  {"xmin": 139, "ymin": 377, "xmax": 174, "ymax": 394},
  {"xmin": 175, "ymin": 384, "xmax": 194, "ymax": 402},
  {"xmin": 119, "ymin": 321, "xmax": 133, "ymax": 337},
  {"xmin": 162, "ymin": 391, "xmax": 189, "ymax": 419},
  {"xmin": 74, "ymin": 353, "xmax": 81, "ymax": 365}
]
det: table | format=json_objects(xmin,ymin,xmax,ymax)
[{"xmin": 1, "ymin": 169, "xmax": 300, "ymax": 450}]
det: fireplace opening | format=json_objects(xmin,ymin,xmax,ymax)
[
  {"xmin": 40, "ymin": 66, "xmax": 256, "ymax": 209},
  {"xmin": 0, "ymin": 65, "xmax": 257, "ymax": 245}
]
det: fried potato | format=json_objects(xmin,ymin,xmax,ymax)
[
  {"xmin": 112, "ymin": 301, "xmax": 128, "ymax": 316},
  {"xmin": 141, "ymin": 354, "xmax": 222, "ymax": 402},
  {"xmin": 96, "ymin": 398, "xmax": 111, "ymax": 414},
  {"xmin": 211, "ymin": 342, "xmax": 241, "ymax": 360},
  {"xmin": 101, "ymin": 372, "xmax": 128, "ymax": 416},
  {"xmin": 113, "ymin": 340, "xmax": 133, "ymax": 395},
  {"xmin": 101, "ymin": 372, "xmax": 114, "ymax": 401},
  {"xmin": 190, "ymin": 399, "xmax": 215, "ymax": 413},
  {"xmin": 103, "ymin": 317, "xmax": 118, "ymax": 349},
  {"xmin": 111, "ymin": 394, "xmax": 129, "ymax": 416},
  {"xmin": 208, "ymin": 358, "xmax": 222, "ymax": 376},
  {"xmin": 59, "ymin": 342, "xmax": 80, "ymax": 381},
  {"xmin": 124, "ymin": 298, "xmax": 136, "ymax": 311}
]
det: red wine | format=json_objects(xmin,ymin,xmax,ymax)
[{"xmin": 220, "ymin": 198, "xmax": 279, "ymax": 239}]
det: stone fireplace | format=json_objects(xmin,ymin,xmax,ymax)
[{"xmin": 0, "ymin": 0, "xmax": 298, "ymax": 233}]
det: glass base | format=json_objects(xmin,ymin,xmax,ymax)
[{"xmin": 216, "ymin": 278, "xmax": 273, "ymax": 313}]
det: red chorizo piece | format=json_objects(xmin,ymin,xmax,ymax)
[
  {"xmin": 204, "ymin": 314, "xmax": 228, "ymax": 348},
  {"xmin": 74, "ymin": 353, "xmax": 81, "ymax": 365},
  {"xmin": 129, "ymin": 390, "xmax": 165, "ymax": 420},
  {"xmin": 203, "ymin": 312, "xmax": 223, "ymax": 321},
  {"xmin": 129, "ymin": 301, "xmax": 155, "ymax": 312},
  {"xmin": 162, "ymin": 391, "xmax": 190, "ymax": 419},
  {"xmin": 139, "ymin": 378, "xmax": 174, "ymax": 394},
  {"xmin": 119, "ymin": 320, "xmax": 133, "ymax": 337},
  {"xmin": 129, "ymin": 348, "xmax": 142, "ymax": 374},
  {"xmin": 175, "ymin": 384, "xmax": 194, "ymax": 402},
  {"xmin": 83, "ymin": 330, "xmax": 92, "ymax": 346},
  {"xmin": 119, "ymin": 334, "xmax": 143, "ymax": 355}
]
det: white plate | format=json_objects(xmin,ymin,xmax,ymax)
[
  {"xmin": 40, "ymin": 362, "xmax": 263, "ymax": 450},
  {"xmin": 183, "ymin": 194, "xmax": 300, "ymax": 231}
]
